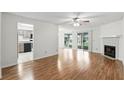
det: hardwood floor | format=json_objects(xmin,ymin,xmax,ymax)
[{"xmin": 1, "ymin": 49, "xmax": 124, "ymax": 80}]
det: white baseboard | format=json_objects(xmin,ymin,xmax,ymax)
[
  {"xmin": 2, "ymin": 52, "xmax": 58, "ymax": 68},
  {"xmin": 34, "ymin": 52, "xmax": 58, "ymax": 61},
  {"xmin": 2, "ymin": 62, "xmax": 17, "ymax": 68}
]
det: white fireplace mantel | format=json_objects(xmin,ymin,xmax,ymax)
[
  {"xmin": 100, "ymin": 35, "xmax": 122, "ymax": 38},
  {"xmin": 101, "ymin": 36, "xmax": 120, "ymax": 59}
]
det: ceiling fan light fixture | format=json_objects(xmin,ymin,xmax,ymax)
[
  {"xmin": 73, "ymin": 17, "xmax": 80, "ymax": 22},
  {"xmin": 73, "ymin": 22, "xmax": 80, "ymax": 27}
]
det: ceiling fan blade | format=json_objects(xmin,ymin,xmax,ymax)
[
  {"xmin": 82, "ymin": 20, "xmax": 90, "ymax": 22},
  {"xmin": 60, "ymin": 20, "xmax": 72, "ymax": 25},
  {"xmin": 80, "ymin": 14, "xmax": 103, "ymax": 19},
  {"xmin": 79, "ymin": 20, "xmax": 90, "ymax": 26},
  {"xmin": 78, "ymin": 19, "xmax": 90, "ymax": 24}
]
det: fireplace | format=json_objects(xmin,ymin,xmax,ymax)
[{"xmin": 104, "ymin": 45, "xmax": 116, "ymax": 58}]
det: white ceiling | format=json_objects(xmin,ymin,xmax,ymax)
[{"xmin": 10, "ymin": 12, "xmax": 124, "ymax": 27}]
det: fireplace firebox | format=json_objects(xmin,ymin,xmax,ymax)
[{"xmin": 104, "ymin": 45, "xmax": 116, "ymax": 58}]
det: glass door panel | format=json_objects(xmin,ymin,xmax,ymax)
[
  {"xmin": 64, "ymin": 34, "xmax": 72, "ymax": 48},
  {"xmin": 83, "ymin": 32, "xmax": 88, "ymax": 50},
  {"xmin": 77, "ymin": 32, "xmax": 88, "ymax": 50},
  {"xmin": 77, "ymin": 33, "xmax": 83, "ymax": 49}
]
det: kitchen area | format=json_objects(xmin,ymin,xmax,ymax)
[{"xmin": 17, "ymin": 23, "xmax": 34, "ymax": 63}]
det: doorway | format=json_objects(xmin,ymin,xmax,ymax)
[{"xmin": 17, "ymin": 23, "xmax": 34, "ymax": 64}]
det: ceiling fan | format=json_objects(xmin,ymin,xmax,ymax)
[
  {"xmin": 62, "ymin": 12, "xmax": 90, "ymax": 27},
  {"xmin": 72, "ymin": 17, "xmax": 90, "ymax": 27},
  {"xmin": 61, "ymin": 12, "xmax": 104, "ymax": 27}
]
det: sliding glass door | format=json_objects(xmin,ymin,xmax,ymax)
[
  {"xmin": 64, "ymin": 34, "xmax": 72, "ymax": 48},
  {"xmin": 82, "ymin": 32, "xmax": 88, "ymax": 50},
  {"xmin": 77, "ymin": 32, "xmax": 88, "ymax": 50},
  {"xmin": 77, "ymin": 33, "xmax": 83, "ymax": 49}
]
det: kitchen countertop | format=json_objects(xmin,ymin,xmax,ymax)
[{"xmin": 18, "ymin": 41, "xmax": 33, "ymax": 43}]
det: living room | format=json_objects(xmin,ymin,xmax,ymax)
[
  {"xmin": 1, "ymin": 0, "xmax": 124, "ymax": 93},
  {"xmin": 0, "ymin": 12, "xmax": 124, "ymax": 80}
]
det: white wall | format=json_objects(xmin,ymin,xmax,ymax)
[
  {"xmin": 1, "ymin": 13, "xmax": 58, "ymax": 67},
  {"xmin": 120, "ymin": 18, "xmax": 124, "ymax": 63},
  {"xmin": 34, "ymin": 21, "xmax": 58, "ymax": 59},
  {"xmin": 100, "ymin": 20, "xmax": 123, "ymax": 62},
  {"xmin": 58, "ymin": 25, "xmax": 101, "ymax": 52},
  {"xmin": 92, "ymin": 27, "xmax": 101, "ymax": 53},
  {"xmin": 0, "ymin": 12, "xmax": 2, "ymax": 78},
  {"xmin": 100, "ymin": 21, "xmax": 122, "ymax": 37}
]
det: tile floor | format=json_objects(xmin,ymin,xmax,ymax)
[{"xmin": 18, "ymin": 52, "xmax": 33, "ymax": 63}]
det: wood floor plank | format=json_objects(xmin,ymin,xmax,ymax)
[{"xmin": 1, "ymin": 49, "xmax": 124, "ymax": 80}]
